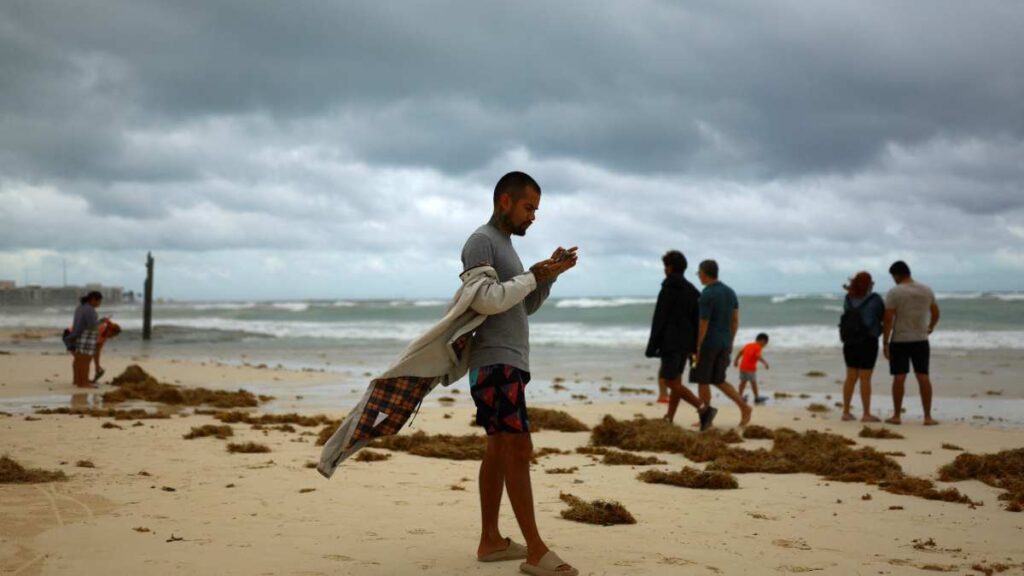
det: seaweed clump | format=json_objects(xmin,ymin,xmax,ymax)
[
  {"xmin": 105, "ymin": 365, "xmax": 260, "ymax": 408},
  {"xmin": 183, "ymin": 425, "xmax": 234, "ymax": 440},
  {"xmin": 939, "ymin": 448, "xmax": 1024, "ymax": 512},
  {"xmin": 0, "ymin": 456, "xmax": 67, "ymax": 483},
  {"xmin": 742, "ymin": 425, "xmax": 775, "ymax": 440},
  {"xmin": 353, "ymin": 450, "xmax": 391, "ymax": 463},
  {"xmin": 226, "ymin": 442, "xmax": 271, "ymax": 454},
  {"xmin": 316, "ymin": 422, "xmax": 340, "ymax": 447},
  {"xmin": 590, "ymin": 416, "xmax": 737, "ymax": 463},
  {"xmin": 558, "ymin": 492, "xmax": 636, "ymax": 526},
  {"xmin": 211, "ymin": 411, "xmax": 334, "ymax": 427},
  {"xmin": 35, "ymin": 407, "xmax": 170, "ymax": 420},
  {"xmin": 859, "ymin": 426, "xmax": 904, "ymax": 439},
  {"xmin": 528, "ymin": 407, "xmax": 589, "ymax": 432},
  {"xmin": 371, "ymin": 431, "xmax": 486, "ymax": 461},
  {"xmin": 591, "ymin": 416, "xmax": 975, "ymax": 506},
  {"xmin": 576, "ymin": 446, "xmax": 666, "ymax": 466},
  {"xmin": 638, "ymin": 467, "xmax": 739, "ymax": 489}
]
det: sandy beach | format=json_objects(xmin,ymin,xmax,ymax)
[{"xmin": 2, "ymin": 349, "xmax": 1022, "ymax": 576}]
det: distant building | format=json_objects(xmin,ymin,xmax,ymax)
[{"xmin": 0, "ymin": 282, "xmax": 126, "ymax": 306}]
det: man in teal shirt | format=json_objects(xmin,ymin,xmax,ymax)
[{"xmin": 690, "ymin": 260, "xmax": 752, "ymax": 426}]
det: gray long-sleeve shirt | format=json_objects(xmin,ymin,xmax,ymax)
[
  {"xmin": 71, "ymin": 303, "xmax": 99, "ymax": 339},
  {"xmin": 461, "ymin": 222, "xmax": 553, "ymax": 372}
]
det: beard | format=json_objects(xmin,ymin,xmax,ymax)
[{"xmin": 500, "ymin": 213, "xmax": 530, "ymax": 236}]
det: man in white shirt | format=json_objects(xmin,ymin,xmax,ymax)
[{"xmin": 882, "ymin": 260, "xmax": 940, "ymax": 425}]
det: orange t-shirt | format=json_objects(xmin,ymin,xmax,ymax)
[{"xmin": 738, "ymin": 342, "xmax": 762, "ymax": 372}]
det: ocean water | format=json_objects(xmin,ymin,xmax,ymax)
[
  {"xmin": 3, "ymin": 293, "xmax": 1024, "ymax": 422},
  {"xmin": 2, "ymin": 292, "xmax": 1022, "ymax": 351}
]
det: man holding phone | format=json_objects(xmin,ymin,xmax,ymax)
[{"xmin": 462, "ymin": 171, "xmax": 579, "ymax": 576}]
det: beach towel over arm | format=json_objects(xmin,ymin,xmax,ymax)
[{"xmin": 317, "ymin": 266, "xmax": 536, "ymax": 479}]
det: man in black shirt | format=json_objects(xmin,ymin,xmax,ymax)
[{"xmin": 646, "ymin": 251, "xmax": 717, "ymax": 430}]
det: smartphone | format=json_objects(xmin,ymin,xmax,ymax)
[{"xmin": 554, "ymin": 248, "xmax": 577, "ymax": 263}]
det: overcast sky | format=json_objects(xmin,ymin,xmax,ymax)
[{"xmin": 1, "ymin": 1, "xmax": 1022, "ymax": 300}]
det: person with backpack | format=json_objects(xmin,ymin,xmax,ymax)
[{"xmin": 839, "ymin": 272, "xmax": 884, "ymax": 422}]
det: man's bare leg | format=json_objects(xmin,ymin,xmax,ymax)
[
  {"xmin": 712, "ymin": 382, "xmax": 752, "ymax": 426},
  {"xmin": 477, "ymin": 435, "xmax": 509, "ymax": 559},
  {"xmin": 698, "ymin": 383, "xmax": 711, "ymax": 407},
  {"xmin": 664, "ymin": 378, "xmax": 703, "ymax": 422},
  {"xmin": 916, "ymin": 373, "xmax": 937, "ymax": 425},
  {"xmin": 859, "ymin": 370, "xmax": 879, "ymax": 422},
  {"xmin": 887, "ymin": 374, "xmax": 907, "ymax": 424},
  {"xmin": 502, "ymin": 434, "xmax": 573, "ymax": 572},
  {"xmin": 738, "ymin": 379, "xmax": 747, "ymax": 397}
]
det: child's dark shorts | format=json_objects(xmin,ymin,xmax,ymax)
[{"xmin": 470, "ymin": 364, "xmax": 531, "ymax": 435}]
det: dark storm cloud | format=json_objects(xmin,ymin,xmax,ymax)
[
  {"xmin": 3, "ymin": 0, "xmax": 1023, "ymax": 181},
  {"xmin": 1, "ymin": 0, "xmax": 1023, "ymax": 297}
]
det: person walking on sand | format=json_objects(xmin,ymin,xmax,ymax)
[
  {"xmin": 463, "ymin": 172, "xmax": 579, "ymax": 576},
  {"xmin": 646, "ymin": 250, "xmax": 717, "ymax": 430},
  {"xmin": 691, "ymin": 260, "xmax": 752, "ymax": 426},
  {"xmin": 69, "ymin": 291, "xmax": 103, "ymax": 388},
  {"xmin": 882, "ymin": 261, "xmax": 940, "ymax": 426},
  {"xmin": 839, "ymin": 271, "xmax": 884, "ymax": 422},
  {"xmin": 734, "ymin": 333, "xmax": 770, "ymax": 405}
]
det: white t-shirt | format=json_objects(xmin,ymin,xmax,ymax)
[{"xmin": 885, "ymin": 281, "xmax": 936, "ymax": 343}]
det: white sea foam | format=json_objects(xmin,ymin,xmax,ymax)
[
  {"xmin": 412, "ymin": 300, "xmax": 447, "ymax": 307},
  {"xmin": 992, "ymin": 293, "xmax": 1024, "ymax": 301},
  {"xmin": 771, "ymin": 293, "xmax": 839, "ymax": 304},
  {"xmin": 555, "ymin": 297, "xmax": 655, "ymax": 309},
  {"xmin": 184, "ymin": 302, "xmax": 258, "ymax": 311},
  {"xmin": 271, "ymin": 302, "xmax": 310, "ymax": 312}
]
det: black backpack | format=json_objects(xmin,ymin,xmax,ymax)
[
  {"xmin": 62, "ymin": 328, "xmax": 76, "ymax": 352},
  {"xmin": 839, "ymin": 295, "xmax": 878, "ymax": 344}
]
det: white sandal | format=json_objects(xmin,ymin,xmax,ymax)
[{"xmin": 519, "ymin": 550, "xmax": 578, "ymax": 576}]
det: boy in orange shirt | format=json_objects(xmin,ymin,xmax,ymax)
[{"xmin": 734, "ymin": 333, "xmax": 770, "ymax": 405}]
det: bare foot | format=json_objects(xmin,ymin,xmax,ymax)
[
  {"xmin": 923, "ymin": 418, "xmax": 939, "ymax": 426},
  {"xmin": 739, "ymin": 405, "xmax": 753, "ymax": 427},
  {"xmin": 841, "ymin": 412, "xmax": 856, "ymax": 422},
  {"xmin": 477, "ymin": 536, "xmax": 511, "ymax": 560},
  {"xmin": 861, "ymin": 414, "xmax": 881, "ymax": 423},
  {"xmin": 885, "ymin": 416, "xmax": 901, "ymax": 425}
]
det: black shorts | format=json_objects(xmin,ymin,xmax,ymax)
[
  {"xmin": 469, "ymin": 364, "xmax": 531, "ymax": 435},
  {"xmin": 659, "ymin": 354, "xmax": 686, "ymax": 380},
  {"xmin": 689, "ymin": 347, "xmax": 730, "ymax": 386},
  {"xmin": 889, "ymin": 340, "xmax": 930, "ymax": 375},
  {"xmin": 843, "ymin": 339, "xmax": 879, "ymax": 370}
]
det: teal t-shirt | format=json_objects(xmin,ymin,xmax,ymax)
[{"xmin": 699, "ymin": 281, "xmax": 739, "ymax": 350}]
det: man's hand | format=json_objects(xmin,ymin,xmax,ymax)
[
  {"xmin": 531, "ymin": 246, "xmax": 578, "ymax": 283},
  {"xmin": 883, "ymin": 343, "xmax": 891, "ymax": 360}
]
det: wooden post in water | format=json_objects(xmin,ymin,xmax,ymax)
[{"xmin": 143, "ymin": 252, "xmax": 154, "ymax": 341}]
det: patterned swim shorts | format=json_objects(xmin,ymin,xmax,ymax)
[
  {"xmin": 469, "ymin": 364, "xmax": 531, "ymax": 435},
  {"xmin": 76, "ymin": 329, "xmax": 98, "ymax": 357}
]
